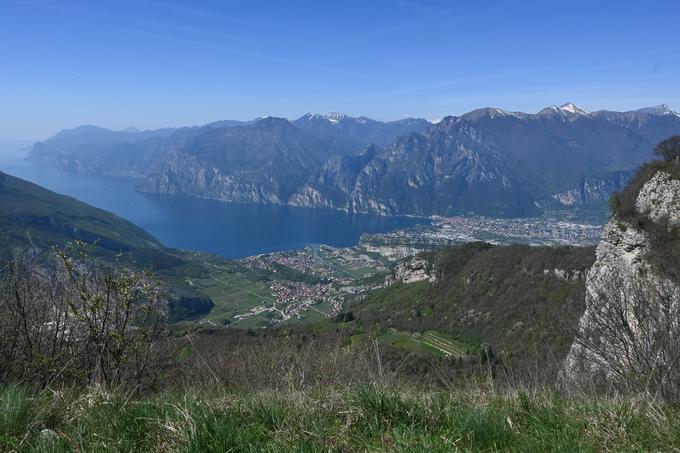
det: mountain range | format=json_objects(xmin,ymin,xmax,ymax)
[{"xmin": 28, "ymin": 104, "xmax": 680, "ymax": 217}]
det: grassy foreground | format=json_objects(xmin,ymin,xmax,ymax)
[{"xmin": 2, "ymin": 385, "xmax": 680, "ymax": 452}]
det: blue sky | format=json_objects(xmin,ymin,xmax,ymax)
[{"xmin": 1, "ymin": 0, "xmax": 679, "ymax": 140}]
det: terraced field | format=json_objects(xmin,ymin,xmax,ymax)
[
  {"xmin": 417, "ymin": 331, "xmax": 470, "ymax": 356},
  {"xmin": 351, "ymin": 329, "xmax": 476, "ymax": 358}
]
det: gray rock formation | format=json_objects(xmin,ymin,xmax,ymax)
[
  {"xmin": 562, "ymin": 170, "xmax": 680, "ymax": 396},
  {"xmin": 389, "ymin": 256, "xmax": 437, "ymax": 284},
  {"xmin": 548, "ymin": 171, "xmax": 633, "ymax": 207},
  {"xmin": 137, "ymin": 149, "xmax": 284, "ymax": 204},
  {"xmin": 360, "ymin": 232, "xmax": 454, "ymax": 260}
]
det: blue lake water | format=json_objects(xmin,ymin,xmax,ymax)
[{"xmin": 0, "ymin": 157, "xmax": 427, "ymax": 258}]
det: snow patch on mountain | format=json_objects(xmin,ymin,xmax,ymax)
[
  {"xmin": 636, "ymin": 104, "xmax": 680, "ymax": 117},
  {"xmin": 559, "ymin": 103, "xmax": 591, "ymax": 115},
  {"xmin": 538, "ymin": 103, "xmax": 589, "ymax": 116}
]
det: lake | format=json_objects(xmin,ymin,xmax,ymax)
[{"xmin": 0, "ymin": 157, "xmax": 427, "ymax": 258}]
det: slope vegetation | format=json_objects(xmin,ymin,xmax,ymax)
[
  {"xmin": 0, "ymin": 171, "xmax": 160, "ymax": 254},
  {"xmin": 351, "ymin": 243, "xmax": 595, "ymax": 363}
]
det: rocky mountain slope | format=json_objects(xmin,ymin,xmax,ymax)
[
  {"xmin": 293, "ymin": 113, "xmax": 430, "ymax": 150},
  {"xmin": 28, "ymin": 125, "xmax": 187, "ymax": 177},
  {"xmin": 29, "ymin": 105, "xmax": 680, "ymax": 217},
  {"xmin": 304, "ymin": 117, "xmax": 539, "ymax": 216},
  {"xmin": 562, "ymin": 163, "xmax": 680, "ymax": 396},
  {"xmin": 137, "ymin": 117, "xmax": 341, "ymax": 203},
  {"xmin": 292, "ymin": 104, "xmax": 680, "ymax": 216}
]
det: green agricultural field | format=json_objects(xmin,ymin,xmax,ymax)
[
  {"xmin": 419, "ymin": 330, "xmax": 472, "ymax": 356},
  {"xmin": 350, "ymin": 329, "xmax": 476, "ymax": 358},
  {"xmin": 288, "ymin": 300, "xmax": 334, "ymax": 324},
  {"xmin": 316, "ymin": 249, "xmax": 381, "ymax": 279},
  {"xmin": 190, "ymin": 265, "xmax": 276, "ymax": 326}
]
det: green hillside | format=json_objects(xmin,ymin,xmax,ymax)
[
  {"xmin": 349, "ymin": 243, "xmax": 595, "ymax": 365},
  {"xmin": 0, "ymin": 171, "xmax": 223, "ymax": 319},
  {"xmin": 0, "ymin": 171, "xmax": 160, "ymax": 255}
]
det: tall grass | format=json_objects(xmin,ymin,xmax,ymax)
[{"xmin": 2, "ymin": 384, "xmax": 679, "ymax": 452}]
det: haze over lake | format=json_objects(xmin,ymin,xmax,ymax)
[{"xmin": 0, "ymin": 157, "xmax": 426, "ymax": 258}]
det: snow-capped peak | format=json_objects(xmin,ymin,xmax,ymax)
[
  {"xmin": 637, "ymin": 104, "xmax": 679, "ymax": 117},
  {"xmin": 300, "ymin": 113, "xmax": 325, "ymax": 121},
  {"xmin": 558, "ymin": 103, "xmax": 590, "ymax": 115},
  {"xmin": 324, "ymin": 112, "xmax": 347, "ymax": 124},
  {"xmin": 537, "ymin": 103, "xmax": 590, "ymax": 117},
  {"xmin": 479, "ymin": 107, "xmax": 513, "ymax": 117},
  {"xmin": 299, "ymin": 112, "xmax": 351, "ymax": 124},
  {"xmin": 460, "ymin": 107, "xmax": 527, "ymax": 121}
]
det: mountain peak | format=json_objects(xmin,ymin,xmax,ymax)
[
  {"xmin": 435, "ymin": 116, "xmax": 459, "ymax": 126},
  {"xmin": 636, "ymin": 104, "xmax": 679, "ymax": 117},
  {"xmin": 559, "ymin": 103, "xmax": 590, "ymax": 115},
  {"xmin": 47, "ymin": 125, "xmax": 112, "ymax": 141},
  {"xmin": 462, "ymin": 107, "xmax": 523, "ymax": 121},
  {"xmin": 299, "ymin": 112, "xmax": 351, "ymax": 124},
  {"xmin": 537, "ymin": 103, "xmax": 590, "ymax": 117},
  {"xmin": 253, "ymin": 116, "xmax": 294, "ymax": 129},
  {"xmin": 324, "ymin": 112, "xmax": 347, "ymax": 124},
  {"xmin": 299, "ymin": 113, "xmax": 321, "ymax": 121}
]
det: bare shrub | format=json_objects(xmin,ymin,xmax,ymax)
[
  {"xmin": 0, "ymin": 242, "xmax": 170, "ymax": 393},
  {"xmin": 172, "ymin": 331, "xmax": 386, "ymax": 392}
]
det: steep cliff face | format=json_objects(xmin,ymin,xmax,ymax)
[
  {"xmin": 288, "ymin": 145, "xmax": 379, "ymax": 210},
  {"xmin": 562, "ymin": 170, "xmax": 680, "ymax": 393},
  {"xmin": 548, "ymin": 170, "xmax": 633, "ymax": 207},
  {"xmin": 137, "ymin": 150, "xmax": 284, "ymax": 204},
  {"xmin": 348, "ymin": 119, "xmax": 538, "ymax": 217},
  {"xmin": 360, "ymin": 232, "xmax": 455, "ymax": 260},
  {"xmin": 138, "ymin": 118, "xmax": 332, "ymax": 204}
]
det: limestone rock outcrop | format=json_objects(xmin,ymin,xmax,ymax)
[{"xmin": 562, "ymin": 170, "xmax": 680, "ymax": 394}]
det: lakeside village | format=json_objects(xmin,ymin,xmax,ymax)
[{"xmin": 226, "ymin": 215, "xmax": 604, "ymax": 326}]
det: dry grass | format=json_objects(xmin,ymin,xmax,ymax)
[{"xmin": 2, "ymin": 384, "xmax": 680, "ymax": 452}]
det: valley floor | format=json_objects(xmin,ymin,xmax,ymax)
[{"xmin": 2, "ymin": 385, "xmax": 679, "ymax": 452}]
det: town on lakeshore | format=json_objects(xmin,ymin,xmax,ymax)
[{"xmin": 196, "ymin": 214, "xmax": 604, "ymax": 328}]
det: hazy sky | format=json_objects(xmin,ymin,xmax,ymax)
[{"xmin": 2, "ymin": 0, "xmax": 679, "ymax": 140}]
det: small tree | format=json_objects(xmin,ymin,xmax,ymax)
[
  {"xmin": 0, "ymin": 242, "xmax": 171, "ymax": 393},
  {"xmin": 654, "ymin": 135, "xmax": 680, "ymax": 162}
]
